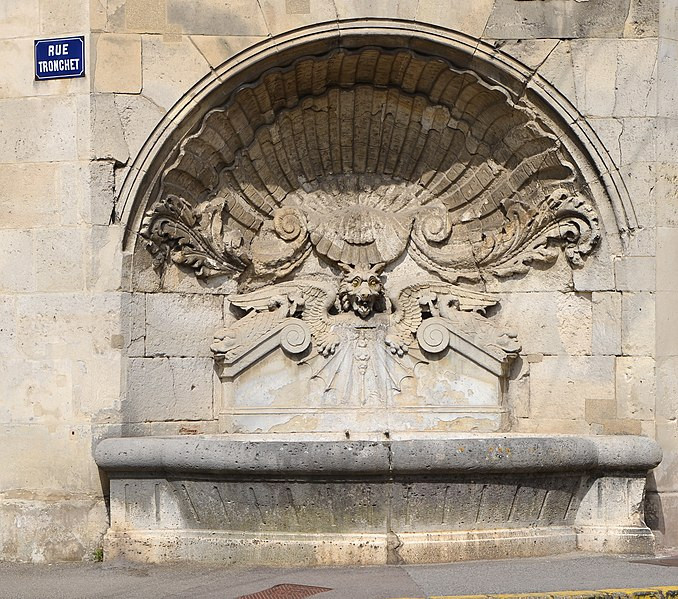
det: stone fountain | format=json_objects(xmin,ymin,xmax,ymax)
[{"xmin": 95, "ymin": 45, "xmax": 661, "ymax": 564}]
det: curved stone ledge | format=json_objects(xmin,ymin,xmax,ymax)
[
  {"xmin": 95, "ymin": 434, "xmax": 661, "ymax": 565},
  {"xmin": 95, "ymin": 435, "xmax": 661, "ymax": 477}
]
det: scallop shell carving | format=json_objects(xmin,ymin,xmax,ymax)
[{"xmin": 141, "ymin": 47, "xmax": 599, "ymax": 286}]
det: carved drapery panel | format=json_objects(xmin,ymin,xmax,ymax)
[{"xmin": 137, "ymin": 47, "xmax": 601, "ymax": 428}]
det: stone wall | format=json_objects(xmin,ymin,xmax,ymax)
[{"xmin": 1, "ymin": 0, "xmax": 677, "ymax": 560}]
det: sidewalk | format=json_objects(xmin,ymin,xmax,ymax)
[{"xmin": 1, "ymin": 553, "xmax": 678, "ymax": 599}]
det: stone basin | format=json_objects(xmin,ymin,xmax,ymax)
[{"xmin": 95, "ymin": 434, "xmax": 661, "ymax": 565}]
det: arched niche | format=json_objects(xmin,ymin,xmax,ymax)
[{"xmin": 118, "ymin": 19, "xmax": 632, "ymax": 435}]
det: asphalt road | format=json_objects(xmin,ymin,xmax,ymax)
[{"xmin": 2, "ymin": 553, "xmax": 678, "ymax": 599}]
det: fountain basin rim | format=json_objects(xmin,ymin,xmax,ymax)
[{"xmin": 95, "ymin": 434, "xmax": 661, "ymax": 476}]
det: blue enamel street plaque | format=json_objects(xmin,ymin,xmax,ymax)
[{"xmin": 34, "ymin": 36, "xmax": 85, "ymax": 80}]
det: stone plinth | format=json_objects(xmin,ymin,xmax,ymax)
[{"xmin": 95, "ymin": 434, "xmax": 661, "ymax": 565}]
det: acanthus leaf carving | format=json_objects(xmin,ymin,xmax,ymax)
[{"xmin": 140, "ymin": 195, "xmax": 250, "ymax": 278}]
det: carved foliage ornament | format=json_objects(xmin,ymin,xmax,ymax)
[{"xmin": 138, "ymin": 48, "xmax": 601, "ymax": 384}]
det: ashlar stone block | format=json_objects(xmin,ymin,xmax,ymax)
[
  {"xmin": 592, "ymin": 292, "xmax": 622, "ymax": 355},
  {"xmin": 415, "ymin": 0, "xmax": 493, "ymax": 36},
  {"xmin": 125, "ymin": 357, "xmax": 214, "ymax": 422},
  {"xmin": 145, "ymin": 292, "xmax": 223, "ymax": 357},
  {"xmin": 616, "ymin": 356, "xmax": 656, "ymax": 420},
  {"xmin": 529, "ymin": 356, "xmax": 615, "ymax": 420},
  {"xmin": 621, "ymin": 292, "xmax": 655, "ymax": 356},
  {"xmin": 141, "ymin": 35, "xmax": 210, "ymax": 110},
  {"xmin": 167, "ymin": 0, "xmax": 268, "ymax": 36},
  {"xmin": 94, "ymin": 34, "xmax": 142, "ymax": 93}
]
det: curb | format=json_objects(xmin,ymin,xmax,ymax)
[{"xmin": 390, "ymin": 588, "xmax": 678, "ymax": 599}]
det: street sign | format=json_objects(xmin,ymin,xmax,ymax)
[{"xmin": 34, "ymin": 36, "xmax": 85, "ymax": 80}]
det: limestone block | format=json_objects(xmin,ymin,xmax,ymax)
[
  {"xmin": 592, "ymin": 292, "xmax": 622, "ymax": 355},
  {"xmin": 16, "ymin": 293, "xmax": 121, "ymax": 361},
  {"xmin": 86, "ymin": 225, "xmax": 124, "ymax": 291},
  {"xmin": 585, "ymin": 398, "xmax": 618, "ymax": 424},
  {"xmin": 114, "ymin": 94, "xmax": 165, "ymax": 161},
  {"xmin": 620, "ymin": 118, "xmax": 657, "ymax": 165},
  {"xmin": 657, "ymin": 293, "xmax": 678, "ymax": 357},
  {"xmin": 621, "ymin": 292, "xmax": 655, "ymax": 356},
  {"xmin": 657, "ymin": 227, "xmax": 678, "ymax": 291},
  {"xmin": 491, "ymin": 39, "xmax": 560, "ymax": 70},
  {"xmin": 84, "ymin": 160, "xmax": 117, "ymax": 226},
  {"xmin": 167, "ymin": 0, "xmax": 268, "ymax": 35},
  {"xmin": 39, "ymin": 0, "xmax": 90, "ymax": 35},
  {"xmin": 145, "ymin": 293, "xmax": 223, "ymax": 357},
  {"xmin": 614, "ymin": 40, "xmax": 658, "ymax": 117},
  {"xmin": 0, "ymin": 163, "xmax": 60, "ymax": 229},
  {"xmin": 141, "ymin": 35, "xmax": 211, "ymax": 111},
  {"xmin": 0, "ymin": 297, "xmax": 16, "ymax": 359},
  {"xmin": 91, "ymin": 0, "xmax": 107, "ymax": 31},
  {"xmin": 189, "ymin": 35, "xmax": 266, "ymax": 68},
  {"xmin": 615, "ymin": 256, "xmax": 656, "ymax": 291},
  {"xmin": 620, "ymin": 163, "xmax": 656, "ymax": 255},
  {"xmin": 91, "ymin": 94, "xmax": 129, "ymax": 163},
  {"xmin": 658, "ymin": 39, "xmax": 678, "ymax": 119},
  {"xmin": 529, "ymin": 356, "xmax": 615, "ymax": 420},
  {"xmin": 513, "ymin": 417, "xmax": 592, "ymax": 434},
  {"xmin": 571, "ymin": 39, "xmax": 618, "ymax": 117},
  {"xmin": 0, "ymin": 97, "xmax": 78, "ymax": 163},
  {"xmin": 94, "ymin": 34, "xmax": 142, "ymax": 93},
  {"xmin": 657, "ymin": 356, "xmax": 678, "ymax": 420},
  {"xmin": 572, "ymin": 237, "xmax": 616, "ymax": 292},
  {"xmin": 492, "ymin": 292, "xmax": 592, "ymax": 356},
  {"xmin": 0, "ymin": 0, "xmax": 39, "ymax": 38},
  {"xmin": 123, "ymin": 0, "xmax": 167, "ymax": 33},
  {"xmin": 121, "ymin": 292, "xmax": 146, "ymax": 357},
  {"xmin": 656, "ymin": 118, "xmax": 678, "ymax": 163},
  {"xmin": 124, "ymin": 357, "xmax": 214, "ymax": 421},
  {"xmin": 535, "ymin": 41, "xmax": 577, "ymax": 106},
  {"xmin": 415, "ymin": 0, "xmax": 493, "ymax": 36},
  {"xmin": 485, "ymin": 0, "xmax": 633, "ymax": 39},
  {"xmin": 0, "ymin": 230, "xmax": 34, "ymax": 293},
  {"xmin": 587, "ymin": 118, "xmax": 623, "ymax": 166},
  {"xmin": 33, "ymin": 228, "xmax": 85, "ymax": 292},
  {"xmin": 0, "ymin": 424, "xmax": 103, "ymax": 493},
  {"xmin": 655, "ymin": 163, "xmax": 678, "ymax": 227},
  {"xmin": 336, "ymin": 0, "xmax": 418, "ymax": 20},
  {"xmin": 616, "ymin": 356, "xmax": 655, "ymax": 419},
  {"xmin": 0, "ymin": 497, "xmax": 107, "ymax": 562},
  {"xmin": 624, "ymin": 0, "xmax": 659, "ymax": 37},
  {"xmin": 0, "ymin": 358, "xmax": 74, "ymax": 424},
  {"xmin": 71, "ymin": 354, "xmax": 123, "ymax": 417},
  {"xmin": 242, "ymin": 0, "xmax": 327, "ymax": 37},
  {"xmin": 660, "ymin": 0, "xmax": 678, "ymax": 40}
]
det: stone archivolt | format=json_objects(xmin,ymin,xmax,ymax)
[{"xmin": 139, "ymin": 46, "xmax": 600, "ymax": 402}]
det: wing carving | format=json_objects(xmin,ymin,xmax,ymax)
[
  {"xmin": 386, "ymin": 281, "xmax": 499, "ymax": 356},
  {"xmin": 221, "ymin": 280, "xmax": 340, "ymax": 359}
]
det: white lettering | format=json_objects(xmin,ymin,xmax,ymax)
[{"xmin": 48, "ymin": 46, "xmax": 54, "ymax": 57}]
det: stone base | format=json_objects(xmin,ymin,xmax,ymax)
[
  {"xmin": 95, "ymin": 435, "xmax": 662, "ymax": 565},
  {"xmin": 104, "ymin": 527, "xmax": 579, "ymax": 565}
]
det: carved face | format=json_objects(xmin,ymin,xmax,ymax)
[{"xmin": 339, "ymin": 263, "xmax": 385, "ymax": 318}]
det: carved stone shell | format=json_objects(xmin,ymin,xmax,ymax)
[{"xmin": 152, "ymin": 47, "xmax": 598, "ymax": 283}]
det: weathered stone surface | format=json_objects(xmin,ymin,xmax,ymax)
[
  {"xmin": 141, "ymin": 35, "xmax": 210, "ymax": 110},
  {"xmin": 145, "ymin": 293, "xmax": 223, "ymax": 357},
  {"xmin": 529, "ymin": 356, "xmax": 615, "ymax": 420},
  {"xmin": 95, "ymin": 34, "xmax": 142, "ymax": 94},
  {"xmin": 592, "ymin": 292, "xmax": 622, "ymax": 355},
  {"xmin": 95, "ymin": 435, "xmax": 661, "ymax": 564},
  {"xmin": 621, "ymin": 292, "xmax": 655, "ymax": 356},
  {"xmin": 167, "ymin": 0, "xmax": 268, "ymax": 35},
  {"xmin": 485, "ymin": 0, "xmax": 635, "ymax": 39},
  {"xmin": 616, "ymin": 356, "xmax": 656, "ymax": 419},
  {"xmin": 125, "ymin": 357, "xmax": 214, "ymax": 421}
]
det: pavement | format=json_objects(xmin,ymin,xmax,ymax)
[{"xmin": 2, "ymin": 553, "xmax": 678, "ymax": 599}]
